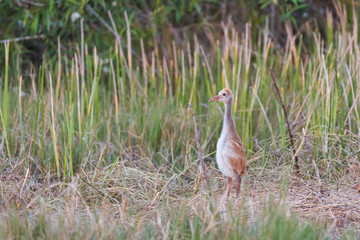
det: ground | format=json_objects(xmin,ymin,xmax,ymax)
[{"xmin": 1, "ymin": 161, "xmax": 359, "ymax": 238}]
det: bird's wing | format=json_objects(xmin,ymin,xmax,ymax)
[{"xmin": 227, "ymin": 136, "xmax": 246, "ymax": 176}]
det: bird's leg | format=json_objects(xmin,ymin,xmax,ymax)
[
  {"xmin": 234, "ymin": 170, "xmax": 242, "ymax": 198},
  {"xmin": 224, "ymin": 177, "xmax": 233, "ymax": 199}
]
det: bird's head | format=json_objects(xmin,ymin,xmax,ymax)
[{"xmin": 209, "ymin": 88, "xmax": 233, "ymax": 103}]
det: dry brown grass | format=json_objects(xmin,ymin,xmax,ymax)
[{"xmin": 1, "ymin": 154, "xmax": 359, "ymax": 238}]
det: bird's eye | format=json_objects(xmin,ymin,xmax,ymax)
[{"xmin": 222, "ymin": 93, "xmax": 226, "ymax": 96}]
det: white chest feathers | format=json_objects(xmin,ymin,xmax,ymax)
[{"xmin": 216, "ymin": 132, "xmax": 237, "ymax": 178}]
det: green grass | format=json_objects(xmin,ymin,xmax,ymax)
[
  {"xmin": 1, "ymin": 18, "xmax": 359, "ymax": 179},
  {"xmin": 0, "ymin": 200, "xmax": 336, "ymax": 240},
  {"xmin": 1, "ymin": 5, "xmax": 360, "ymax": 239}
]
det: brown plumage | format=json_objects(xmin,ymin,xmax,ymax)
[{"xmin": 209, "ymin": 88, "xmax": 246, "ymax": 198}]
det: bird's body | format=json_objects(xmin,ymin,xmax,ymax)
[
  {"xmin": 216, "ymin": 133, "xmax": 246, "ymax": 178},
  {"xmin": 209, "ymin": 88, "xmax": 246, "ymax": 198}
]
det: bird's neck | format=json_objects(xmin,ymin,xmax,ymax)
[{"xmin": 222, "ymin": 98, "xmax": 236, "ymax": 135}]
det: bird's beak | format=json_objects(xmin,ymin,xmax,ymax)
[{"xmin": 209, "ymin": 95, "xmax": 221, "ymax": 102}]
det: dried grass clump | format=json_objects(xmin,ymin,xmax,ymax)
[
  {"xmin": 288, "ymin": 180, "xmax": 360, "ymax": 234},
  {"xmin": 2, "ymin": 160, "xmax": 359, "ymax": 238}
]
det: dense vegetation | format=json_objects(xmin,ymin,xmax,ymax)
[
  {"xmin": 1, "ymin": 0, "xmax": 358, "ymax": 67},
  {"xmin": 0, "ymin": 0, "xmax": 359, "ymax": 239}
]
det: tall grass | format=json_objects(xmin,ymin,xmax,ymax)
[
  {"xmin": 2, "ymin": 5, "xmax": 360, "ymax": 239},
  {"xmin": 1, "ymin": 11, "xmax": 360, "ymax": 181}
]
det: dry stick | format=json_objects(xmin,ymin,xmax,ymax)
[
  {"xmin": 86, "ymin": 5, "xmax": 116, "ymax": 36},
  {"xmin": 303, "ymin": 130, "xmax": 321, "ymax": 186},
  {"xmin": 188, "ymin": 103, "xmax": 210, "ymax": 189},
  {"xmin": 0, "ymin": 34, "xmax": 45, "ymax": 44},
  {"xmin": 269, "ymin": 69, "xmax": 300, "ymax": 175},
  {"xmin": 79, "ymin": 177, "xmax": 120, "ymax": 204},
  {"xmin": 251, "ymin": 138, "xmax": 282, "ymax": 158}
]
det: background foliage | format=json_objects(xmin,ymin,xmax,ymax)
[
  {"xmin": 1, "ymin": 1, "xmax": 360, "ymax": 238},
  {"xmin": 1, "ymin": 0, "xmax": 358, "ymax": 70}
]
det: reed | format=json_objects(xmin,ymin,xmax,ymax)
[{"xmin": 1, "ymin": 12, "xmax": 360, "ymax": 180}]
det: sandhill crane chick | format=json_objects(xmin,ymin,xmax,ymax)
[{"xmin": 209, "ymin": 88, "xmax": 246, "ymax": 198}]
